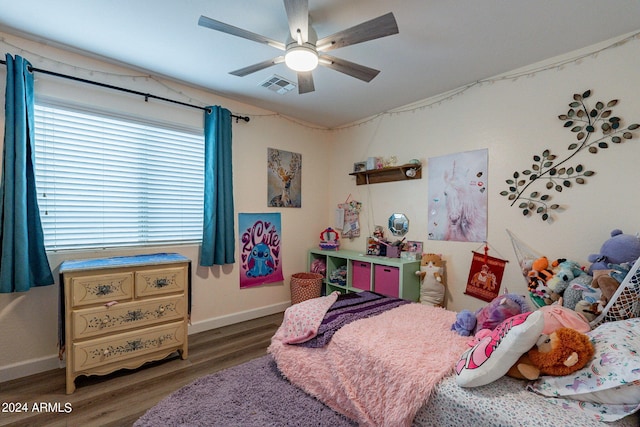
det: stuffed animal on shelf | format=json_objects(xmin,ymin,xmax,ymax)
[
  {"xmin": 415, "ymin": 253, "xmax": 445, "ymax": 307},
  {"xmin": 507, "ymin": 327, "xmax": 595, "ymax": 380},
  {"xmin": 587, "ymin": 229, "xmax": 640, "ymax": 273}
]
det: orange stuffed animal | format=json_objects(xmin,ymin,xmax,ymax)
[{"xmin": 507, "ymin": 327, "xmax": 595, "ymax": 380}]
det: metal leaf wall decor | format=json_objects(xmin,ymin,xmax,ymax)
[{"xmin": 500, "ymin": 90, "xmax": 639, "ymax": 221}]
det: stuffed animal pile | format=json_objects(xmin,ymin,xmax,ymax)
[
  {"xmin": 452, "ymin": 228, "xmax": 639, "ymax": 384},
  {"xmin": 520, "ymin": 229, "xmax": 640, "ymax": 320}
]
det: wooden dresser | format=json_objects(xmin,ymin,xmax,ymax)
[{"xmin": 60, "ymin": 253, "xmax": 190, "ymax": 394}]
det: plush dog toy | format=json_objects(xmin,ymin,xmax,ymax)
[{"xmin": 507, "ymin": 327, "xmax": 594, "ymax": 380}]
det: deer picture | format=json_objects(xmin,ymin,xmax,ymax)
[{"xmin": 268, "ymin": 148, "xmax": 301, "ymax": 207}]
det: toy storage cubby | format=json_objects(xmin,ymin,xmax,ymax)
[{"xmin": 307, "ymin": 249, "xmax": 421, "ymax": 301}]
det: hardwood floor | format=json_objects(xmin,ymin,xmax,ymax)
[{"xmin": 0, "ymin": 312, "xmax": 284, "ymax": 427}]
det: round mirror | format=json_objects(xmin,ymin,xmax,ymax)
[{"xmin": 388, "ymin": 213, "xmax": 409, "ymax": 236}]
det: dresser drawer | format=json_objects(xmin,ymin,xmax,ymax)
[
  {"xmin": 72, "ymin": 322, "xmax": 186, "ymax": 372},
  {"xmin": 71, "ymin": 295, "xmax": 186, "ymax": 340},
  {"xmin": 69, "ymin": 272, "xmax": 134, "ymax": 308},
  {"xmin": 135, "ymin": 266, "xmax": 187, "ymax": 297}
]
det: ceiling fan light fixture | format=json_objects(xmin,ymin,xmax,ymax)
[{"xmin": 284, "ymin": 45, "xmax": 318, "ymax": 72}]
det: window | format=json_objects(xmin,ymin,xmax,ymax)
[{"xmin": 34, "ymin": 103, "xmax": 204, "ymax": 250}]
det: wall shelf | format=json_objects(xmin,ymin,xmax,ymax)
[{"xmin": 349, "ymin": 164, "xmax": 422, "ymax": 185}]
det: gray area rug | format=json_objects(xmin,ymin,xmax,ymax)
[{"xmin": 134, "ymin": 355, "xmax": 357, "ymax": 427}]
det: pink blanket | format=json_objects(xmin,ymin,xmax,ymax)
[{"xmin": 269, "ymin": 303, "xmax": 469, "ymax": 426}]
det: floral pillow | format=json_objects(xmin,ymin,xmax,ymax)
[
  {"xmin": 455, "ymin": 310, "xmax": 544, "ymax": 387},
  {"xmin": 527, "ymin": 317, "xmax": 640, "ymax": 422}
]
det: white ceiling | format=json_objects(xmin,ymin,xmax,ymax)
[{"xmin": 1, "ymin": 0, "xmax": 639, "ymax": 128}]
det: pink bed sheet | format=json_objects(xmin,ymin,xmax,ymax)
[{"xmin": 268, "ymin": 303, "xmax": 469, "ymax": 427}]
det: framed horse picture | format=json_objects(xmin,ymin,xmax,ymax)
[{"xmin": 427, "ymin": 149, "xmax": 488, "ymax": 242}]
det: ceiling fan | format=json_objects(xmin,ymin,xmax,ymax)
[{"xmin": 198, "ymin": 0, "xmax": 399, "ymax": 94}]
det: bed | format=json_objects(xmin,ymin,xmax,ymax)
[{"xmin": 268, "ymin": 289, "xmax": 640, "ymax": 426}]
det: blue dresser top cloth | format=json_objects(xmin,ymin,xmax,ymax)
[{"xmin": 60, "ymin": 253, "xmax": 189, "ymax": 272}]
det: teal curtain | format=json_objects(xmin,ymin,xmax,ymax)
[
  {"xmin": 0, "ymin": 54, "xmax": 54, "ymax": 292},
  {"xmin": 200, "ymin": 106, "xmax": 235, "ymax": 266}
]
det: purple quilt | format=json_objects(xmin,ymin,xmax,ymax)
[{"xmin": 297, "ymin": 291, "xmax": 411, "ymax": 348}]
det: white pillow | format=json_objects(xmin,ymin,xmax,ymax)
[
  {"xmin": 528, "ymin": 317, "xmax": 640, "ymax": 422},
  {"xmin": 455, "ymin": 310, "xmax": 544, "ymax": 387}
]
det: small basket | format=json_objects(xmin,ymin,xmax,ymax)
[{"xmin": 290, "ymin": 272, "xmax": 324, "ymax": 305}]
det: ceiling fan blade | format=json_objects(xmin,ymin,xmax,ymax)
[
  {"xmin": 297, "ymin": 71, "xmax": 315, "ymax": 94},
  {"xmin": 229, "ymin": 56, "xmax": 284, "ymax": 77},
  {"xmin": 319, "ymin": 55, "xmax": 380, "ymax": 82},
  {"xmin": 198, "ymin": 15, "xmax": 286, "ymax": 50},
  {"xmin": 316, "ymin": 12, "xmax": 398, "ymax": 52},
  {"xmin": 283, "ymin": 0, "xmax": 309, "ymax": 43}
]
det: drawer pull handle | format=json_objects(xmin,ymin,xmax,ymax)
[
  {"xmin": 105, "ymin": 301, "xmax": 118, "ymax": 307},
  {"xmin": 159, "ymin": 307, "xmax": 165, "ymax": 313},
  {"xmin": 155, "ymin": 278, "xmax": 170, "ymax": 288},
  {"xmin": 103, "ymin": 349, "xmax": 110, "ymax": 357}
]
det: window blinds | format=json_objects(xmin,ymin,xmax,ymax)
[{"xmin": 34, "ymin": 103, "xmax": 204, "ymax": 250}]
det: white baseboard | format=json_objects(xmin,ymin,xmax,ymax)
[
  {"xmin": 188, "ymin": 301, "xmax": 289, "ymax": 334},
  {"xmin": 0, "ymin": 355, "xmax": 64, "ymax": 383},
  {"xmin": 0, "ymin": 302, "xmax": 289, "ymax": 384}
]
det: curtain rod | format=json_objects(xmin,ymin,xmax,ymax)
[{"xmin": 0, "ymin": 59, "xmax": 250, "ymax": 123}]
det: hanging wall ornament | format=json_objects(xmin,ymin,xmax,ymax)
[
  {"xmin": 465, "ymin": 242, "xmax": 508, "ymax": 302},
  {"xmin": 500, "ymin": 90, "xmax": 639, "ymax": 221},
  {"xmin": 338, "ymin": 194, "xmax": 362, "ymax": 239}
]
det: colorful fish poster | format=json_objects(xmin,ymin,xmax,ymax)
[{"xmin": 238, "ymin": 213, "xmax": 284, "ymax": 288}]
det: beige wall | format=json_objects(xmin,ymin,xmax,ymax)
[
  {"xmin": 329, "ymin": 32, "xmax": 640, "ymax": 313},
  {"xmin": 2, "ymin": 30, "xmax": 640, "ymax": 382},
  {"xmin": 0, "ymin": 33, "xmax": 331, "ymax": 381}
]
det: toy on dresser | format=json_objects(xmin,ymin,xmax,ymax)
[{"xmin": 415, "ymin": 253, "xmax": 445, "ymax": 307}]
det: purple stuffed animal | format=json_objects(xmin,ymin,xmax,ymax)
[
  {"xmin": 451, "ymin": 293, "xmax": 530, "ymax": 336},
  {"xmin": 588, "ymin": 229, "xmax": 640, "ymax": 273}
]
